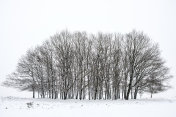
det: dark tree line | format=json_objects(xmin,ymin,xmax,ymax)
[{"xmin": 3, "ymin": 30, "xmax": 171, "ymax": 100}]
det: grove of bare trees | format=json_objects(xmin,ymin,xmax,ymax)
[{"xmin": 3, "ymin": 30, "xmax": 171, "ymax": 100}]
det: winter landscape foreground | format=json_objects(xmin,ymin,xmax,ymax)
[{"xmin": 0, "ymin": 97, "xmax": 176, "ymax": 117}]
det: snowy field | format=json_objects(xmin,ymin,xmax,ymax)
[{"xmin": 0, "ymin": 96, "xmax": 176, "ymax": 117}]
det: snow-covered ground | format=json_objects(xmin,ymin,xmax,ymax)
[{"xmin": 0, "ymin": 96, "xmax": 176, "ymax": 117}]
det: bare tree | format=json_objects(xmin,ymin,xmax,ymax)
[{"xmin": 2, "ymin": 30, "xmax": 171, "ymax": 100}]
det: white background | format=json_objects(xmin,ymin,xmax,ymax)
[{"xmin": 0, "ymin": 0, "xmax": 176, "ymax": 98}]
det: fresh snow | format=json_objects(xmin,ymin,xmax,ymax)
[{"xmin": 0, "ymin": 97, "xmax": 176, "ymax": 117}]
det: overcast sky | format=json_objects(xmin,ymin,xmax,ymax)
[{"xmin": 0, "ymin": 0, "xmax": 176, "ymax": 98}]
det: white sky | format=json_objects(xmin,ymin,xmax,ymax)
[{"xmin": 0, "ymin": 0, "xmax": 176, "ymax": 98}]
